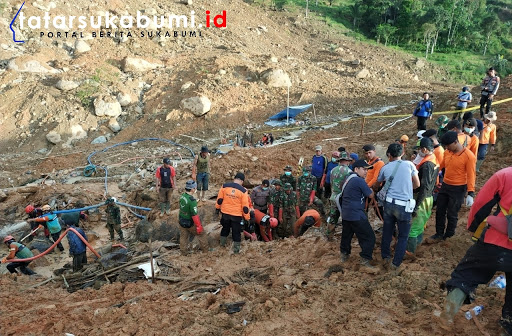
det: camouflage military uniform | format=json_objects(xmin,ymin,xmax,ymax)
[
  {"xmin": 326, "ymin": 164, "xmax": 353, "ymax": 239},
  {"xmin": 280, "ymin": 173, "xmax": 297, "ymax": 191},
  {"xmin": 106, "ymin": 204, "xmax": 124, "ymax": 241},
  {"xmin": 276, "ymin": 184, "xmax": 297, "ymax": 238},
  {"xmin": 297, "ymin": 172, "xmax": 324, "ymax": 216},
  {"xmin": 269, "ymin": 182, "xmax": 283, "ymax": 218}
]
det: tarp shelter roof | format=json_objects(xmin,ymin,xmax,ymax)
[{"xmin": 268, "ymin": 104, "xmax": 313, "ymax": 120}]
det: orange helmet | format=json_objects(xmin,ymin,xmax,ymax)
[
  {"xmin": 269, "ymin": 218, "xmax": 278, "ymax": 228},
  {"xmin": 3, "ymin": 235, "xmax": 14, "ymax": 244},
  {"xmin": 25, "ymin": 205, "xmax": 35, "ymax": 214}
]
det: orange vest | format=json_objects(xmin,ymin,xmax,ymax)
[{"xmin": 416, "ymin": 154, "xmax": 439, "ymax": 184}]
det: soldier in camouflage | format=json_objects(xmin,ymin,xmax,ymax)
[
  {"xmin": 276, "ymin": 183, "xmax": 301, "ymax": 238},
  {"xmin": 105, "ymin": 197, "xmax": 124, "ymax": 241},
  {"xmin": 268, "ymin": 180, "xmax": 283, "ymax": 219},
  {"xmin": 297, "ymin": 166, "xmax": 325, "ymax": 216},
  {"xmin": 280, "ymin": 165, "xmax": 297, "ymax": 191},
  {"xmin": 326, "ymin": 151, "xmax": 353, "ymax": 240}
]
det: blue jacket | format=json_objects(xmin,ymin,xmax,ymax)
[
  {"xmin": 67, "ymin": 226, "xmax": 87, "ymax": 255},
  {"xmin": 413, "ymin": 99, "xmax": 433, "ymax": 118},
  {"xmin": 325, "ymin": 161, "xmax": 338, "ymax": 184},
  {"xmin": 311, "ymin": 155, "xmax": 327, "ymax": 178}
]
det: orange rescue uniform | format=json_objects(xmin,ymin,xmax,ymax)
[
  {"xmin": 441, "ymin": 147, "xmax": 476, "ymax": 193},
  {"xmin": 480, "ymin": 123, "xmax": 497, "ymax": 145},
  {"xmin": 215, "ymin": 182, "xmax": 251, "ymax": 220},
  {"xmin": 365, "ymin": 158, "xmax": 385, "ymax": 188},
  {"xmin": 293, "ymin": 209, "xmax": 321, "ymax": 237}
]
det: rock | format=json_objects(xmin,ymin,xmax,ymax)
[
  {"xmin": 351, "ymin": 59, "xmax": 361, "ymax": 65},
  {"xmin": 355, "ymin": 68, "xmax": 370, "ymax": 79},
  {"xmin": 258, "ymin": 25, "xmax": 268, "ymax": 32},
  {"xmin": 121, "ymin": 57, "xmax": 162, "ymax": 73},
  {"xmin": 108, "ymin": 118, "xmax": 121, "ymax": 132},
  {"xmin": 413, "ymin": 74, "xmax": 419, "ymax": 81},
  {"xmin": 219, "ymin": 69, "xmax": 227, "ymax": 75},
  {"xmin": 180, "ymin": 96, "xmax": 212, "ymax": 116},
  {"xmin": 46, "ymin": 131, "xmax": 62, "ymax": 144},
  {"xmin": 260, "ymin": 69, "xmax": 291, "ymax": 87},
  {"xmin": 74, "ymin": 40, "xmax": 91, "ymax": 54},
  {"xmin": 415, "ymin": 58, "xmax": 426, "ymax": 69},
  {"xmin": 91, "ymin": 136, "xmax": 107, "ymax": 144},
  {"xmin": 180, "ymin": 0, "xmax": 193, "ymax": 4},
  {"xmin": 270, "ymin": 56, "xmax": 278, "ymax": 63},
  {"xmin": 37, "ymin": 148, "xmax": 49, "ymax": 154},
  {"xmin": 116, "ymin": 91, "xmax": 133, "ymax": 106},
  {"xmin": 7, "ymin": 58, "xmax": 59, "ymax": 74},
  {"xmin": 180, "ymin": 81, "xmax": 195, "ymax": 92},
  {"xmin": 70, "ymin": 125, "xmax": 87, "ymax": 140},
  {"xmin": 55, "ymin": 80, "xmax": 79, "ymax": 91},
  {"xmin": 135, "ymin": 219, "xmax": 180, "ymax": 242},
  {"xmin": 0, "ymin": 190, "xmax": 7, "ymax": 202},
  {"xmin": 94, "ymin": 95, "xmax": 122, "ymax": 118}
]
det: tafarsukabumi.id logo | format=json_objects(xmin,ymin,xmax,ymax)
[{"xmin": 10, "ymin": 2, "xmax": 227, "ymax": 42}]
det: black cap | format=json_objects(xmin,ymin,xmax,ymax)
[
  {"xmin": 352, "ymin": 160, "xmax": 373, "ymax": 169},
  {"xmin": 423, "ymin": 129, "xmax": 437, "ymax": 138},
  {"xmin": 464, "ymin": 118, "xmax": 477, "ymax": 127},
  {"xmin": 386, "ymin": 143, "xmax": 403, "ymax": 158},
  {"xmin": 462, "ymin": 111, "xmax": 474, "ymax": 122},
  {"xmin": 200, "ymin": 146, "xmax": 209, "ymax": 153},
  {"xmin": 262, "ymin": 179, "xmax": 270, "ymax": 187},
  {"xmin": 234, "ymin": 172, "xmax": 245, "ymax": 181},
  {"xmin": 163, "ymin": 158, "xmax": 171, "ymax": 164},
  {"xmin": 440, "ymin": 131, "xmax": 459, "ymax": 146},
  {"xmin": 446, "ymin": 120, "xmax": 461, "ymax": 131},
  {"xmin": 304, "ymin": 216, "xmax": 316, "ymax": 226},
  {"xmin": 337, "ymin": 146, "xmax": 346, "ymax": 152},
  {"xmin": 362, "ymin": 144, "xmax": 375, "ymax": 152},
  {"xmin": 419, "ymin": 137, "xmax": 434, "ymax": 150}
]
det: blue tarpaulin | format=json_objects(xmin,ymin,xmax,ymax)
[{"xmin": 268, "ymin": 104, "xmax": 313, "ymax": 120}]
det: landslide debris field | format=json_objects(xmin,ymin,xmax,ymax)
[{"xmin": 2, "ymin": 0, "xmax": 512, "ymax": 335}]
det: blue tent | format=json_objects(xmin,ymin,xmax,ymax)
[{"xmin": 265, "ymin": 104, "xmax": 313, "ymax": 127}]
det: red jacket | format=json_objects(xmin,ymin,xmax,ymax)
[{"xmin": 468, "ymin": 167, "xmax": 512, "ymax": 250}]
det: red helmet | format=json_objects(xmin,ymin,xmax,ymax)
[
  {"xmin": 25, "ymin": 205, "xmax": 35, "ymax": 214},
  {"xmin": 269, "ymin": 218, "xmax": 278, "ymax": 228},
  {"xmin": 3, "ymin": 235, "xmax": 14, "ymax": 244}
]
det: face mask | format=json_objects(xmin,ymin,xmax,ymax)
[
  {"xmin": 332, "ymin": 158, "xmax": 337, "ymax": 163},
  {"xmin": 285, "ymin": 171, "xmax": 291, "ymax": 176},
  {"xmin": 304, "ymin": 172, "xmax": 309, "ymax": 177},
  {"xmin": 418, "ymin": 152, "xmax": 427, "ymax": 158},
  {"xmin": 262, "ymin": 187, "xmax": 268, "ymax": 190},
  {"xmin": 464, "ymin": 127, "xmax": 474, "ymax": 133}
]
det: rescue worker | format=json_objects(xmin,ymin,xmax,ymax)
[
  {"xmin": 155, "ymin": 158, "xmax": 177, "ymax": 216},
  {"xmin": 191, "ymin": 146, "xmax": 211, "ymax": 202},
  {"xmin": 326, "ymin": 151, "xmax": 353, "ymax": 240},
  {"xmin": 2, "ymin": 236, "xmax": 35, "ymax": 275},
  {"xmin": 280, "ymin": 165, "xmax": 296, "ymax": 191},
  {"xmin": 339, "ymin": 160, "xmax": 377, "ymax": 272},
  {"xmin": 251, "ymin": 209, "xmax": 278, "ymax": 242},
  {"xmin": 60, "ymin": 210, "xmax": 88, "ymax": 227},
  {"xmin": 311, "ymin": 145, "xmax": 328, "ymax": 199},
  {"xmin": 293, "ymin": 209, "xmax": 321, "ymax": 237},
  {"xmin": 363, "ymin": 144, "xmax": 385, "ymax": 189},
  {"xmin": 179, "ymin": 180, "xmax": 208, "ymax": 255},
  {"xmin": 324, "ymin": 151, "xmax": 340, "ymax": 200},
  {"xmin": 463, "ymin": 118, "xmax": 480, "ymax": 157},
  {"xmin": 277, "ymin": 183, "xmax": 301, "ymax": 238},
  {"xmin": 477, "ymin": 111, "xmax": 497, "ymax": 172},
  {"xmin": 62, "ymin": 221, "xmax": 88, "ymax": 272},
  {"xmin": 268, "ymin": 180, "xmax": 283, "ymax": 219},
  {"xmin": 407, "ymin": 138, "xmax": 439, "ymax": 255},
  {"xmin": 27, "ymin": 204, "xmax": 64, "ymax": 252},
  {"xmin": 250, "ymin": 180, "xmax": 271, "ymax": 213},
  {"xmin": 435, "ymin": 115, "xmax": 450, "ymax": 139},
  {"xmin": 452, "ymin": 86, "xmax": 472, "ymax": 121},
  {"xmin": 446, "ymin": 119, "xmax": 477, "ymax": 156},
  {"xmin": 422, "ymin": 129, "xmax": 444, "ymax": 167},
  {"xmin": 442, "ymin": 167, "xmax": 512, "ymax": 334},
  {"xmin": 428, "ymin": 131, "xmax": 476, "ymax": 243},
  {"xmin": 479, "ymin": 67, "xmax": 500, "ymax": 119},
  {"xmin": 412, "ymin": 92, "xmax": 434, "ymax": 131},
  {"xmin": 215, "ymin": 172, "xmax": 251, "ymax": 254},
  {"xmin": 297, "ymin": 166, "xmax": 325, "ymax": 216},
  {"xmin": 349, "ymin": 153, "xmax": 359, "ymax": 170},
  {"xmin": 105, "ymin": 197, "xmax": 124, "ymax": 241},
  {"xmin": 25, "ymin": 204, "xmax": 49, "ymax": 240}
]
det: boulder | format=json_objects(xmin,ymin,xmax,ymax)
[
  {"xmin": 180, "ymin": 96, "xmax": 212, "ymax": 117},
  {"xmin": 415, "ymin": 58, "xmax": 426, "ymax": 69},
  {"xmin": 108, "ymin": 118, "xmax": 121, "ymax": 132},
  {"xmin": 94, "ymin": 95, "xmax": 122, "ymax": 118},
  {"xmin": 7, "ymin": 58, "xmax": 59, "ymax": 74},
  {"xmin": 121, "ymin": 57, "xmax": 162, "ymax": 73},
  {"xmin": 0, "ymin": 190, "xmax": 7, "ymax": 202},
  {"xmin": 56, "ymin": 80, "xmax": 79, "ymax": 91},
  {"xmin": 74, "ymin": 40, "xmax": 91, "ymax": 54},
  {"xmin": 91, "ymin": 136, "xmax": 107, "ymax": 144},
  {"xmin": 70, "ymin": 124, "xmax": 87, "ymax": 140},
  {"xmin": 355, "ymin": 68, "xmax": 370, "ymax": 79},
  {"xmin": 260, "ymin": 69, "xmax": 291, "ymax": 87},
  {"xmin": 46, "ymin": 131, "xmax": 62, "ymax": 144},
  {"xmin": 135, "ymin": 219, "xmax": 180, "ymax": 243},
  {"xmin": 116, "ymin": 91, "xmax": 133, "ymax": 106}
]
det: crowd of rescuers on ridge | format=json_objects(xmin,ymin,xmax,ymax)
[{"xmin": 3, "ymin": 66, "xmax": 512, "ymax": 336}]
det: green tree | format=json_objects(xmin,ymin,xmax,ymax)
[{"xmin": 376, "ymin": 23, "xmax": 397, "ymax": 46}]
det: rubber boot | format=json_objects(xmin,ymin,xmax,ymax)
[
  {"xmin": 220, "ymin": 236, "xmax": 227, "ymax": 247},
  {"xmin": 21, "ymin": 267, "xmax": 36, "ymax": 275},
  {"xmin": 442, "ymin": 288, "xmax": 467, "ymax": 324},
  {"xmin": 165, "ymin": 202, "xmax": 171, "ymax": 215},
  {"xmin": 160, "ymin": 203, "xmax": 165, "ymax": 217},
  {"xmin": 476, "ymin": 159, "xmax": 484, "ymax": 173},
  {"xmin": 360, "ymin": 257, "xmax": 379, "ymax": 274},
  {"xmin": 233, "ymin": 242, "xmax": 241, "ymax": 254}
]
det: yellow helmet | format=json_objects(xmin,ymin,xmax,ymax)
[{"xmin": 41, "ymin": 204, "xmax": 51, "ymax": 211}]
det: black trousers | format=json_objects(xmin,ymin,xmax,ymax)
[
  {"xmin": 446, "ymin": 241, "xmax": 512, "ymax": 320},
  {"xmin": 416, "ymin": 116, "xmax": 428, "ymax": 131},
  {"xmin": 51, "ymin": 231, "xmax": 65, "ymax": 251},
  {"xmin": 72, "ymin": 252, "xmax": 87, "ymax": 272},
  {"xmin": 315, "ymin": 176, "xmax": 323, "ymax": 199},
  {"xmin": 220, "ymin": 213, "xmax": 243, "ymax": 243},
  {"xmin": 340, "ymin": 217, "xmax": 376, "ymax": 260},
  {"xmin": 479, "ymin": 94, "xmax": 493, "ymax": 119},
  {"xmin": 324, "ymin": 183, "xmax": 332, "ymax": 200},
  {"xmin": 435, "ymin": 183, "xmax": 466, "ymax": 238},
  {"xmin": 7, "ymin": 262, "xmax": 35, "ymax": 275}
]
